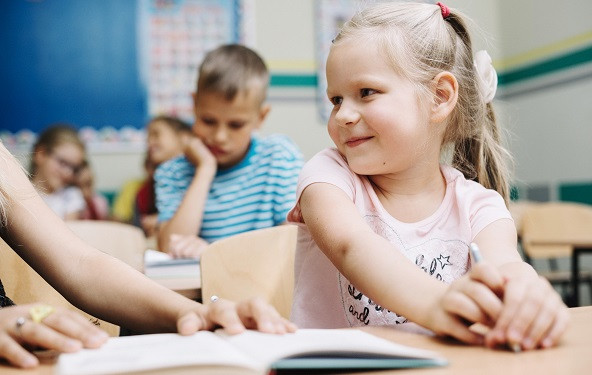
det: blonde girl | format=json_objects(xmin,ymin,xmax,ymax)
[
  {"xmin": 30, "ymin": 124, "xmax": 86, "ymax": 220},
  {"xmin": 288, "ymin": 2, "xmax": 567, "ymax": 351},
  {"xmin": 0, "ymin": 140, "xmax": 295, "ymax": 368}
]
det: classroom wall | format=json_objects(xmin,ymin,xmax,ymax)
[
  {"xmin": 494, "ymin": 0, "xmax": 592, "ymax": 199},
  {"xmin": 3, "ymin": 0, "xmax": 591, "ymax": 199},
  {"xmin": 255, "ymin": 0, "xmax": 331, "ymax": 161}
]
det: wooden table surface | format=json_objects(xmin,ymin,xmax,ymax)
[{"xmin": 2, "ymin": 306, "xmax": 590, "ymax": 375}]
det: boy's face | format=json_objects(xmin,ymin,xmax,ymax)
[{"xmin": 192, "ymin": 89, "xmax": 269, "ymax": 169}]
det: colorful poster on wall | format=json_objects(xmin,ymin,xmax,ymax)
[
  {"xmin": 138, "ymin": 0, "xmax": 255, "ymax": 124},
  {"xmin": 1, "ymin": 0, "xmax": 256, "ymax": 154}
]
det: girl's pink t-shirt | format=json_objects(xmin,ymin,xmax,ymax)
[{"xmin": 287, "ymin": 148, "xmax": 512, "ymax": 329}]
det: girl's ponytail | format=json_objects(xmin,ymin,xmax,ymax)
[
  {"xmin": 443, "ymin": 10, "xmax": 513, "ymax": 205},
  {"xmin": 451, "ymin": 103, "xmax": 512, "ymax": 205}
]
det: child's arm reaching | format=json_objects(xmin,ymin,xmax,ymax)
[
  {"xmin": 299, "ymin": 182, "xmax": 503, "ymax": 344},
  {"xmin": 471, "ymin": 219, "xmax": 570, "ymax": 350}
]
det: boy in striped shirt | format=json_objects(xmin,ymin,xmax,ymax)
[{"xmin": 155, "ymin": 44, "xmax": 304, "ymax": 258}]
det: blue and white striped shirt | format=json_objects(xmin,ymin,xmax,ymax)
[{"xmin": 155, "ymin": 134, "xmax": 304, "ymax": 243}]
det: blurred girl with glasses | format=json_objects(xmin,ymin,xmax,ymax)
[{"xmin": 30, "ymin": 124, "xmax": 85, "ymax": 220}]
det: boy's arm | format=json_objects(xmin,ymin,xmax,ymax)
[
  {"xmin": 157, "ymin": 137, "xmax": 217, "ymax": 254},
  {"xmin": 299, "ymin": 182, "xmax": 494, "ymax": 344},
  {"xmin": 157, "ymin": 164, "xmax": 215, "ymax": 254}
]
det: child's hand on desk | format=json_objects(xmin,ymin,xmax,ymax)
[
  {"xmin": 168, "ymin": 233, "xmax": 208, "ymax": 259},
  {"xmin": 176, "ymin": 297, "xmax": 297, "ymax": 336},
  {"xmin": 0, "ymin": 304, "xmax": 108, "ymax": 368},
  {"xmin": 429, "ymin": 263, "xmax": 505, "ymax": 344},
  {"xmin": 485, "ymin": 270, "xmax": 570, "ymax": 351}
]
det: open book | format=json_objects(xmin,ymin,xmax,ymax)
[{"xmin": 56, "ymin": 329, "xmax": 447, "ymax": 375}]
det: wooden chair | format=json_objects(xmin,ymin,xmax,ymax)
[
  {"xmin": 65, "ymin": 220, "xmax": 146, "ymax": 273},
  {"xmin": 200, "ymin": 225, "xmax": 298, "ymax": 319},
  {"xmin": 520, "ymin": 202, "xmax": 592, "ymax": 306},
  {"xmin": 0, "ymin": 237, "xmax": 120, "ymax": 336}
]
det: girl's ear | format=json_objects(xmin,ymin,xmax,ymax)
[{"xmin": 430, "ymin": 71, "xmax": 458, "ymax": 124}]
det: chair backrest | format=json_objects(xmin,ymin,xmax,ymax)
[
  {"xmin": 521, "ymin": 202, "xmax": 592, "ymax": 259},
  {"xmin": 0, "ymin": 237, "xmax": 120, "ymax": 336},
  {"xmin": 200, "ymin": 225, "xmax": 298, "ymax": 319},
  {"xmin": 66, "ymin": 220, "xmax": 146, "ymax": 272},
  {"xmin": 508, "ymin": 200, "xmax": 540, "ymax": 237}
]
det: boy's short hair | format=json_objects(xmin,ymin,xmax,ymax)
[{"xmin": 196, "ymin": 44, "xmax": 269, "ymax": 106}]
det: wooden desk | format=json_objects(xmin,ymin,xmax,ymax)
[
  {"xmin": 2, "ymin": 307, "xmax": 590, "ymax": 375},
  {"xmin": 358, "ymin": 306, "xmax": 592, "ymax": 374},
  {"xmin": 526, "ymin": 241, "xmax": 592, "ymax": 307},
  {"xmin": 515, "ymin": 202, "xmax": 592, "ymax": 307},
  {"xmin": 571, "ymin": 247, "xmax": 592, "ymax": 306}
]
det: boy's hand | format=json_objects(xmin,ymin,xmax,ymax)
[
  {"xmin": 427, "ymin": 262, "xmax": 505, "ymax": 344},
  {"xmin": 184, "ymin": 136, "xmax": 216, "ymax": 171},
  {"xmin": 168, "ymin": 234, "xmax": 208, "ymax": 259},
  {"xmin": 485, "ymin": 272, "xmax": 569, "ymax": 350}
]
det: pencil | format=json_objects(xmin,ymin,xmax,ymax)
[{"xmin": 469, "ymin": 242, "xmax": 521, "ymax": 353}]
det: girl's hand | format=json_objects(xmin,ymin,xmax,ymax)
[
  {"xmin": 175, "ymin": 297, "xmax": 297, "ymax": 336},
  {"xmin": 428, "ymin": 262, "xmax": 505, "ymax": 344},
  {"xmin": 0, "ymin": 304, "xmax": 108, "ymax": 368},
  {"xmin": 168, "ymin": 234, "xmax": 209, "ymax": 259},
  {"xmin": 184, "ymin": 136, "xmax": 216, "ymax": 171},
  {"xmin": 485, "ymin": 272, "xmax": 569, "ymax": 350}
]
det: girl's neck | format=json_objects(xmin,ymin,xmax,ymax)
[{"xmin": 369, "ymin": 164, "xmax": 446, "ymax": 223}]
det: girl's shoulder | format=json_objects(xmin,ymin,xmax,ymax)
[
  {"xmin": 306, "ymin": 147, "xmax": 347, "ymax": 166},
  {"xmin": 300, "ymin": 148, "xmax": 359, "ymax": 185},
  {"xmin": 441, "ymin": 164, "xmax": 508, "ymax": 210},
  {"xmin": 442, "ymin": 165, "xmax": 485, "ymax": 190}
]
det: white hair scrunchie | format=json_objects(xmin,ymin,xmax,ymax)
[{"xmin": 473, "ymin": 50, "xmax": 497, "ymax": 103}]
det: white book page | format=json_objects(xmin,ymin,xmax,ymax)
[
  {"xmin": 144, "ymin": 249, "xmax": 173, "ymax": 264},
  {"xmin": 220, "ymin": 329, "xmax": 443, "ymax": 367},
  {"xmin": 56, "ymin": 332, "xmax": 259, "ymax": 375}
]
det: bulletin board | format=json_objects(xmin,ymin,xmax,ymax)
[
  {"xmin": 0, "ymin": 0, "xmax": 254, "ymax": 152},
  {"xmin": 139, "ymin": 0, "xmax": 256, "ymax": 124}
]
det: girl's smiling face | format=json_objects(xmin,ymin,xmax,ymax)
[{"xmin": 325, "ymin": 39, "xmax": 440, "ymax": 178}]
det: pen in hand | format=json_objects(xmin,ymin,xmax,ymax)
[{"xmin": 469, "ymin": 242, "xmax": 521, "ymax": 353}]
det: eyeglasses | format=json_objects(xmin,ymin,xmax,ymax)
[{"xmin": 50, "ymin": 153, "xmax": 83, "ymax": 175}]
